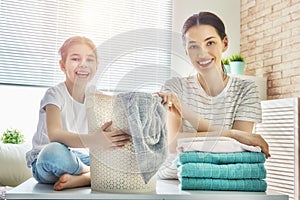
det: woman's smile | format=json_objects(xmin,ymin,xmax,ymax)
[{"xmin": 197, "ymin": 58, "xmax": 214, "ymax": 67}]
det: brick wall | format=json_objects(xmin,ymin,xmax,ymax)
[{"xmin": 241, "ymin": 0, "xmax": 300, "ymax": 99}]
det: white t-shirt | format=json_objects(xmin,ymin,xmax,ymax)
[
  {"xmin": 161, "ymin": 75, "xmax": 262, "ymax": 132},
  {"xmin": 26, "ymin": 82, "xmax": 88, "ymax": 167}
]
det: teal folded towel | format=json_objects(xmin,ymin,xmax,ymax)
[
  {"xmin": 180, "ymin": 177, "xmax": 267, "ymax": 191},
  {"xmin": 178, "ymin": 152, "xmax": 266, "ymax": 165},
  {"xmin": 178, "ymin": 162, "xmax": 266, "ymax": 179}
]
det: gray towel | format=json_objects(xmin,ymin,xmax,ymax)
[{"xmin": 117, "ymin": 92, "xmax": 168, "ymax": 183}]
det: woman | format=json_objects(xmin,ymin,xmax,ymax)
[{"xmin": 158, "ymin": 12, "xmax": 269, "ymax": 179}]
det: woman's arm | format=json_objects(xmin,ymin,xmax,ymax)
[
  {"xmin": 227, "ymin": 129, "xmax": 270, "ymax": 158},
  {"xmin": 232, "ymin": 120, "xmax": 254, "ymax": 132},
  {"xmin": 159, "ymin": 93, "xmax": 269, "ymax": 158},
  {"xmin": 45, "ymin": 104, "xmax": 131, "ymax": 149},
  {"xmin": 167, "ymin": 111, "xmax": 270, "ymax": 158},
  {"xmin": 158, "ymin": 92, "xmax": 211, "ymax": 132}
]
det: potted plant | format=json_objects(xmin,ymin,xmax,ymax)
[
  {"xmin": 222, "ymin": 58, "xmax": 231, "ymax": 74},
  {"xmin": 0, "ymin": 128, "xmax": 24, "ymax": 144},
  {"xmin": 229, "ymin": 53, "xmax": 245, "ymax": 75}
]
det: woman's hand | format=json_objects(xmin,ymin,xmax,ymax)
[
  {"xmin": 95, "ymin": 121, "xmax": 131, "ymax": 149},
  {"xmin": 157, "ymin": 92, "xmax": 213, "ymax": 132},
  {"xmin": 157, "ymin": 92, "xmax": 182, "ymax": 117},
  {"xmin": 229, "ymin": 129, "xmax": 270, "ymax": 158}
]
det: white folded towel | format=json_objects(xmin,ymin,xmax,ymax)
[{"xmin": 177, "ymin": 137, "xmax": 261, "ymax": 153}]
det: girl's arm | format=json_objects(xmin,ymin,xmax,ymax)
[{"xmin": 45, "ymin": 104, "xmax": 131, "ymax": 149}]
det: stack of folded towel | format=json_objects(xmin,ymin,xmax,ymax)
[{"xmin": 176, "ymin": 137, "xmax": 267, "ymax": 191}]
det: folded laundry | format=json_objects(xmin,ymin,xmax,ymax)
[
  {"xmin": 159, "ymin": 137, "xmax": 267, "ymax": 191},
  {"xmin": 178, "ymin": 162, "xmax": 266, "ymax": 179},
  {"xmin": 177, "ymin": 137, "xmax": 261, "ymax": 153},
  {"xmin": 178, "ymin": 151, "xmax": 266, "ymax": 165},
  {"xmin": 179, "ymin": 177, "xmax": 267, "ymax": 191},
  {"xmin": 176, "ymin": 151, "xmax": 267, "ymax": 192}
]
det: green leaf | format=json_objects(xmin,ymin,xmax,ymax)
[
  {"xmin": 230, "ymin": 53, "xmax": 244, "ymax": 62},
  {"xmin": 0, "ymin": 128, "xmax": 24, "ymax": 144}
]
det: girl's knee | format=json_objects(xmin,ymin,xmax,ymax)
[
  {"xmin": 39, "ymin": 142, "xmax": 69, "ymax": 160},
  {"xmin": 47, "ymin": 142, "xmax": 67, "ymax": 150}
]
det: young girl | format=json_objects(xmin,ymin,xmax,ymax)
[
  {"xmin": 158, "ymin": 12, "xmax": 269, "ymax": 179},
  {"xmin": 26, "ymin": 36, "xmax": 131, "ymax": 190}
]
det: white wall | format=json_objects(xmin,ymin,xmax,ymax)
[
  {"xmin": 0, "ymin": 85, "xmax": 46, "ymax": 140},
  {"xmin": 171, "ymin": 0, "xmax": 241, "ymax": 77}
]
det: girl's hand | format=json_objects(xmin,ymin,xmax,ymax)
[
  {"xmin": 157, "ymin": 92, "xmax": 182, "ymax": 117},
  {"xmin": 98, "ymin": 121, "xmax": 131, "ymax": 149}
]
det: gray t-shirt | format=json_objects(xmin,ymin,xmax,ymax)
[
  {"xmin": 161, "ymin": 75, "xmax": 262, "ymax": 132},
  {"xmin": 26, "ymin": 82, "xmax": 88, "ymax": 167}
]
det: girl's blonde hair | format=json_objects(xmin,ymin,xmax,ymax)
[{"xmin": 58, "ymin": 36, "xmax": 98, "ymax": 63}]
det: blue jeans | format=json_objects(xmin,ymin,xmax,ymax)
[{"xmin": 32, "ymin": 142, "xmax": 90, "ymax": 184}]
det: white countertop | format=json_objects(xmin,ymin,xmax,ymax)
[{"xmin": 6, "ymin": 178, "xmax": 288, "ymax": 200}]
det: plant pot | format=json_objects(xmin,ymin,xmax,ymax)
[
  {"xmin": 230, "ymin": 61, "xmax": 245, "ymax": 75},
  {"xmin": 224, "ymin": 64, "xmax": 231, "ymax": 74}
]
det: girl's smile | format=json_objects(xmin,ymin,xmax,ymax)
[{"xmin": 75, "ymin": 71, "xmax": 90, "ymax": 79}]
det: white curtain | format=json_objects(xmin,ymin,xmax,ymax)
[{"xmin": 0, "ymin": 0, "xmax": 172, "ymax": 93}]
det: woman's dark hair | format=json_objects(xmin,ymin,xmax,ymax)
[{"xmin": 181, "ymin": 12, "xmax": 227, "ymax": 45}]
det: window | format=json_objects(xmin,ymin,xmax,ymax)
[{"xmin": 0, "ymin": 0, "xmax": 172, "ymax": 93}]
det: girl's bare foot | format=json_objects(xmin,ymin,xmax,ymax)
[{"xmin": 53, "ymin": 172, "xmax": 91, "ymax": 191}]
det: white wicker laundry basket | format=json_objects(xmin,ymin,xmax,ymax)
[{"xmin": 86, "ymin": 92, "xmax": 156, "ymax": 193}]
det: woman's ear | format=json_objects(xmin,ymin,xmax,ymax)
[
  {"xmin": 59, "ymin": 60, "xmax": 66, "ymax": 73},
  {"xmin": 222, "ymin": 36, "xmax": 229, "ymax": 52}
]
